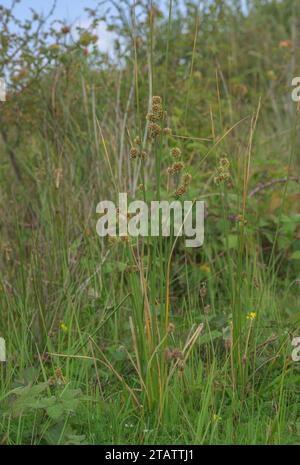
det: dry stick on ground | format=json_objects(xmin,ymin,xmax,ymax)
[{"xmin": 248, "ymin": 176, "xmax": 300, "ymax": 198}]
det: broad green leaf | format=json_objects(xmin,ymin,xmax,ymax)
[{"xmin": 290, "ymin": 251, "xmax": 300, "ymax": 260}]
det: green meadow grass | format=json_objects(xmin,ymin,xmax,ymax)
[{"xmin": 0, "ymin": 0, "xmax": 300, "ymax": 445}]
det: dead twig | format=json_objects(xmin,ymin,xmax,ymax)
[{"xmin": 249, "ymin": 176, "xmax": 300, "ymax": 198}]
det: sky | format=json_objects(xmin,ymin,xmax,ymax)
[
  {"xmin": 1, "ymin": 0, "xmax": 249, "ymax": 53},
  {"xmin": 1, "ymin": 0, "xmax": 116, "ymax": 53},
  {"xmin": 2, "ymin": 0, "xmax": 106, "ymax": 22},
  {"xmin": 1, "ymin": 0, "xmax": 249, "ymax": 18}
]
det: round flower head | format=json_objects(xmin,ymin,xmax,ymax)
[
  {"xmin": 171, "ymin": 147, "xmax": 182, "ymax": 158},
  {"xmin": 152, "ymin": 95, "xmax": 162, "ymax": 105},
  {"xmin": 164, "ymin": 127, "xmax": 172, "ymax": 136},
  {"xmin": 183, "ymin": 173, "xmax": 192, "ymax": 185},
  {"xmin": 152, "ymin": 104, "xmax": 163, "ymax": 119},
  {"xmin": 172, "ymin": 162, "xmax": 184, "ymax": 173},
  {"xmin": 130, "ymin": 147, "xmax": 138, "ymax": 159},
  {"xmin": 139, "ymin": 150, "xmax": 147, "ymax": 160},
  {"xmin": 146, "ymin": 112, "xmax": 157, "ymax": 122},
  {"xmin": 219, "ymin": 156, "xmax": 230, "ymax": 168},
  {"xmin": 149, "ymin": 122, "xmax": 161, "ymax": 139},
  {"xmin": 175, "ymin": 185, "xmax": 186, "ymax": 197}
]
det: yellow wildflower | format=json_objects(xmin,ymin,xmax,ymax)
[
  {"xmin": 60, "ymin": 322, "xmax": 68, "ymax": 333},
  {"xmin": 200, "ymin": 263, "xmax": 211, "ymax": 274},
  {"xmin": 246, "ymin": 312, "xmax": 257, "ymax": 321}
]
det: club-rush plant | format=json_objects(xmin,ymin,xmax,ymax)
[{"xmin": 96, "ymin": 95, "xmax": 207, "ymax": 415}]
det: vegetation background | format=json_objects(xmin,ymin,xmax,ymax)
[{"xmin": 0, "ymin": 0, "xmax": 300, "ymax": 445}]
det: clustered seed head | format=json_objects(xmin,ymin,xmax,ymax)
[
  {"xmin": 172, "ymin": 162, "xmax": 184, "ymax": 173},
  {"xmin": 152, "ymin": 103, "xmax": 163, "ymax": 114},
  {"xmin": 130, "ymin": 146, "xmax": 147, "ymax": 160},
  {"xmin": 172, "ymin": 348, "xmax": 184, "ymax": 360},
  {"xmin": 253, "ymin": 277, "xmax": 259, "ymax": 289},
  {"xmin": 167, "ymin": 163, "xmax": 184, "ymax": 176},
  {"xmin": 236, "ymin": 214, "xmax": 247, "ymax": 225},
  {"xmin": 164, "ymin": 347, "xmax": 184, "ymax": 362},
  {"xmin": 200, "ymin": 285, "xmax": 207, "ymax": 299},
  {"xmin": 146, "ymin": 112, "xmax": 157, "ymax": 122},
  {"xmin": 174, "ymin": 185, "xmax": 186, "ymax": 198},
  {"xmin": 61, "ymin": 25, "xmax": 71, "ymax": 34},
  {"xmin": 126, "ymin": 263, "xmax": 138, "ymax": 273},
  {"xmin": 146, "ymin": 96, "xmax": 173, "ymax": 141},
  {"xmin": 214, "ymin": 155, "xmax": 231, "ymax": 185},
  {"xmin": 178, "ymin": 360, "xmax": 185, "ymax": 372},
  {"xmin": 149, "ymin": 122, "xmax": 161, "ymax": 139},
  {"xmin": 171, "ymin": 147, "xmax": 182, "ymax": 158},
  {"xmin": 130, "ymin": 147, "xmax": 138, "ymax": 159},
  {"xmin": 164, "ymin": 348, "xmax": 173, "ymax": 362},
  {"xmin": 168, "ymin": 322, "xmax": 176, "ymax": 334},
  {"xmin": 164, "ymin": 127, "xmax": 172, "ymax": 136},
  {"xmin": 219, "ymin": 157, "xmax": 230, "ymax": 168},
  {"xmin": 146, "ymin": 95, "xmax": 164, "ymax": 127},
  {"xmin": 204, "ymin": 304, "xmax": 211, "ymax": 315},
  {"xmin": 49, "ymin": 367, "xmax": 66, "ymax": 386},
  {"xmin": 224, "ymin": 337, "xmax": 232, "ymax": 351},
  {"xmin": 152, "ymin": 95, "xmax": 162, "ymax": 105},
  {"xmin": 134, "ymin": 136, "xmax": 141, "ymax": 145},
  {"xmin": 183, "ymin": 173, "xmax": 192, "ymax": 185},
  {"xmin": 108, "ymin": 236, "xmax": 120, "ymax": 245},
  {"xmin": 214, "ymin": 172, "xmax": 230, "ymax": 184}
]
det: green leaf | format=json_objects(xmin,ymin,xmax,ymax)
[
  {"xmin": 224, "ymin": 235, "xmax": 238, "ymax": 249},
  {"xmin": 290, "ymin": 251, "xmax": 300, "ymax": 260},
  {"xmin": 199, "ymin": 330, "xmax": 222, "ymax": 345},
  {"xmin": 46, "ymin": 403, "xmax": 65, "ymax": 420}
]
